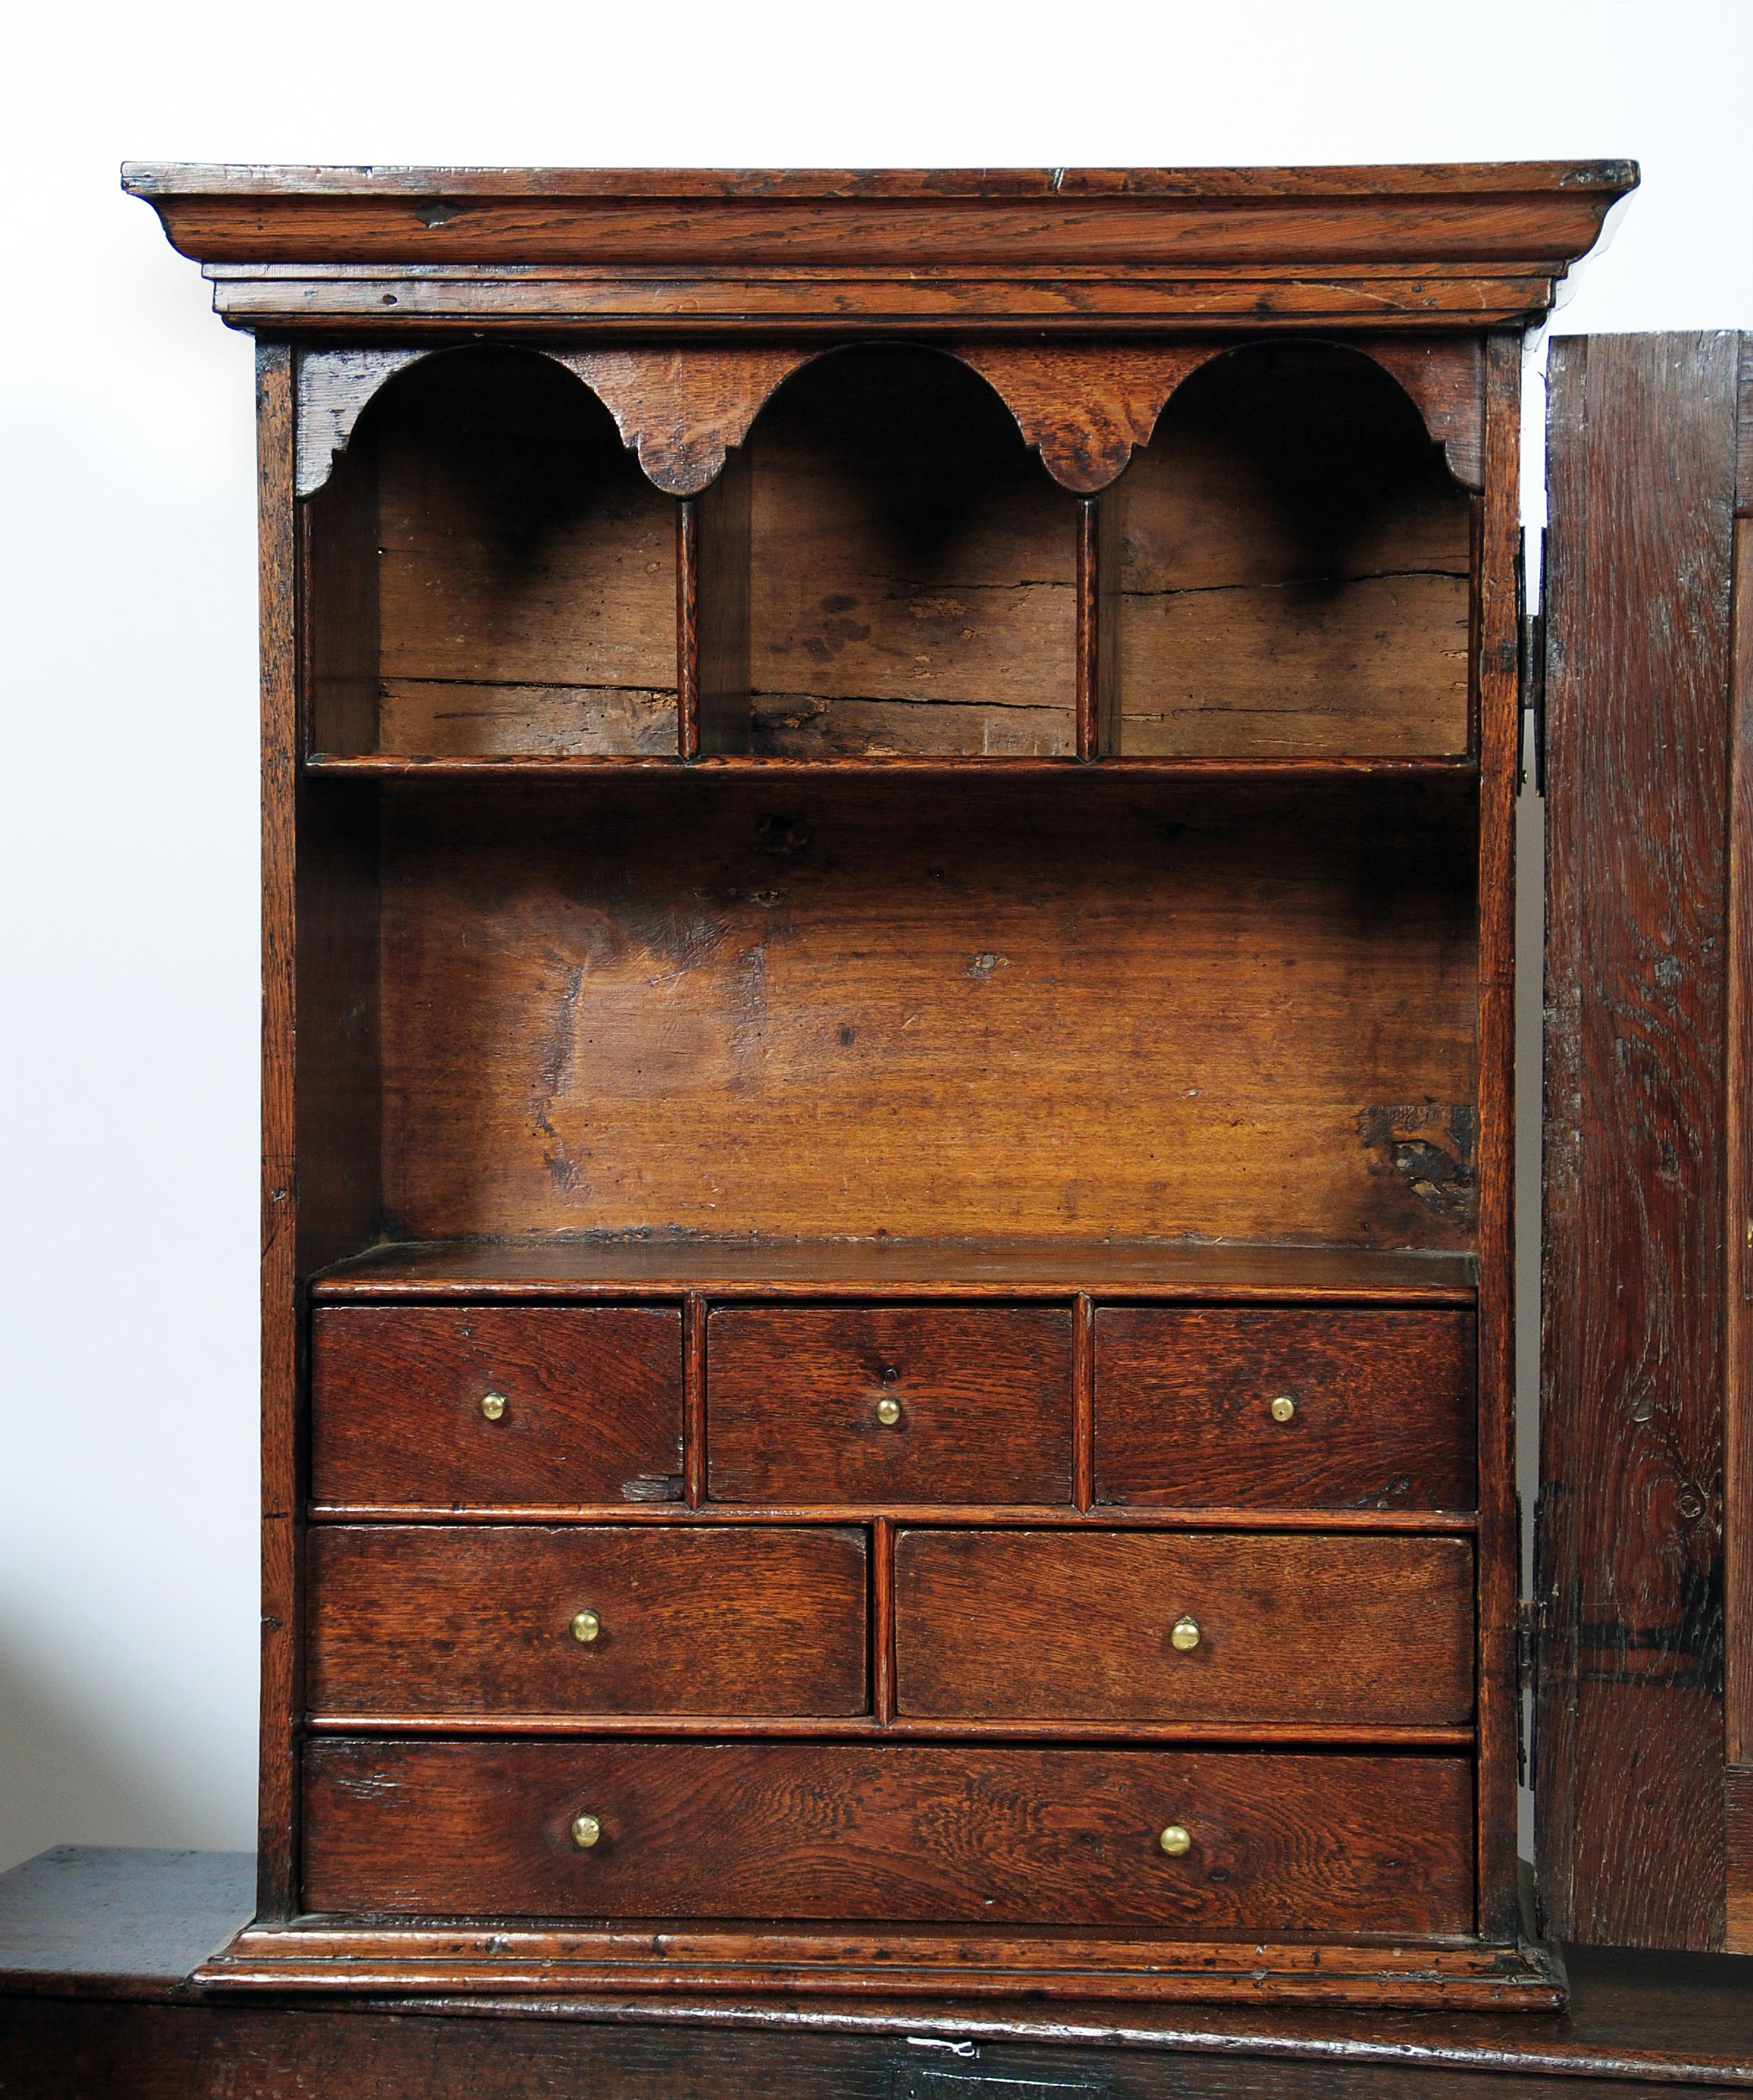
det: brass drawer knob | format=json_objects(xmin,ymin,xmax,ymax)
[
  {"xmin": 570, "ymin": 1813, "xmax": 602, "ymax": 1849},
  {"xmin": 1169, "ymin": 1615, "xmax": 1202, "ymax": 1653},
  {"xmin": 1158, "ymin": 1824, "xmax": 1192, "ymax": 1856},
  {"xmin": 570, "ymin": 1610, "xmax": 601, "ymax": 1644},
  {"xmin": 1269, "ymin": 1394, "xmax": 1296, "ymax": 1423},
  {"xmin": 875, "ymin": 1396, "xmax": 902, "ymax": 1427},
  {"xmin": 479, "ymin": 1391, "xmax": 507, "ymax": 1422}
]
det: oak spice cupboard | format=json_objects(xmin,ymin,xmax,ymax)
[{"xmin": 123, "ymin": 158, "xmax": 1644, "ymax": 2005}]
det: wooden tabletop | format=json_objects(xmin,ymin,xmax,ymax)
[{"xmin": 2, "ymin": 1845, "xmax": 1749, "ymax": 2093}]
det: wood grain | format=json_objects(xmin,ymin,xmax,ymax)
[
  {"xmin": 313, "ymin": 1236, "xmax": 1478, "ymax": 1301},
  {"xmin": 310, "ymin": 1306, "xmax": 683, "ymax": 1508},
  {"xmin": 301, "ymin": 1738, "xmax": 1473, "ymax": 1932},
  {"xmin": 744, "ymin": 348, "xmax": 1076, "ymax": 756},
  {"xmin": 1730, "ymin": 1765, "xmax": 1753, "ymax": 1952},
  {"xmin": 294, "ymin": 344, "xmax": 427, "ymax": 497},
  {"xmin": 360, "ymin": 349, "xmax": 676, "ymax": 757},
  {"xmin": 376, "ymin": 776, "xmax": 1478, "ymax": 1245},
  {"xmin": 893, "ymin": 1530, "xmax": 1474, "ymax": 1727},
  {"xmin": 257, "ymin": 341, "xmax": 302, "ymax": 1920},
  {"xmin": 959, "ymin": 336, "xmax": 1485, "ymax": 498},
  {"xmin": 556, "ymin": 345, "xmax": 811, "ymax": 496},
  {"xmin": 205, "ymin": 268, "xmax": 1582, "ymax": 338},
  {"xmin": 706, "ymin": 1307, "xmax": 1073, "ymax": 1505},
  {"xmin": 123, "ymin": 159, "xmax": 1636, "ymax": 339},
  {"xmin": 1726, "ymin": 386, "xmax": 1753, "ymax": 1804},
  {"xmin": 23, "ymin": 1957, "xmax": 1753, "ymax": 2090},
  {"xmin": 696, "ymin": 447, "xmax": 752, "ymax": 756},
  {"xmin": 198, "ymin": 1927, "xmax": 1558, "ymax": 2008},
  {"xmin": 307, "ymin": 1524, "xmax": 868, "ymax": 1717},
  {"xmin": 675, "ymin": 498, "xmax": 700, "ymax": 758},
  {"xmin": 303, "ymin": 1714, "xmax": 1473, "ymax": 1747},
  {"xmin": 1540, "ymin": 331, "xmax": 1741, "ymax": 1949},
  {"xmin": 1470, "ymin": 330, "xmax": 1522, "ymax": 1941},
  {"xmin": 1093, "ymin": 1308, "xmax": 1476, "ymax": 1513},
  {"xmin": 1111, "ymin": 344, "xmax": 1473, "ymax": 758},
  {"xmin": 53, "ymin": 1850, "xmax": 1753, "ymax": 2058},
  {"xmin": 122, "ymin": 155, "xmax": 1580, "ymax": 1989},
  {"xmin": 957, "ymin": 341, "xmax": 1211, "ymax": 493},
  {"xmin": 46, "ymin": 1855, "xmax": 1753, "ymax": 2064}
]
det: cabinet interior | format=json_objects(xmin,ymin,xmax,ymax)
[
  {"xmin": 305, "ymin": 341, "xmax": 1477, "ymax": 770},
  {"xmin": 302, "ymin": 771, "xmax": 1478, "ymax": 1277}
]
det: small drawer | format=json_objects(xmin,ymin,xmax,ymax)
[
  {"xmin": 706, "ymin": 1307, "xmax": 1073, "ymax": 1505},
  {"xmin": 302, "ymin": 1738, "xmax": 1473, "ymax": 1933},
  {"xmin": 894, "ymin": 1529, "xmax": 1475, "ymax": 1728},
  {"xmin": 310, "ymin": 1306, "xmax": 683, "ymax": 1509},
  {"xmin": 307, "ymin": 1525, "xmax": 868, "ymax": 1719},
  {"xmin": 1094, "ymin": 1308, "xmax": 1475, "ymax": 1512}
]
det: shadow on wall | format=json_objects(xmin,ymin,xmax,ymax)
[{"xmin": 0, "ymin": 1648, "xmax": 249, "ymax": 1876}]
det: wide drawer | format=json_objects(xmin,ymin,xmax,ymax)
[
  {"xmin": 302, "ymin": 1738, "xmax": 1473, "ymax": 1932},
  {"xmin": 311, "ymin": 1306, "xmax": 683, "ymax": 1508},
  {"xmin": 893, "ymin": 1529, "xmax": 1475, "ymax": 1728},
  {"xmin": 707, "ymin": 1307, "xmax": 1073, "ymax": 1505},
  {"xmin": 306, "ymin": 1525, "xmax": 868, "ymax": 1718},
  {"xmin": 1094, "ymin": 1308, "xmax": 1476, "ymax": 1512}
]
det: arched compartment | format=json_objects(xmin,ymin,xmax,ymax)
[
  {"xmin": 735, "ymin": 346, "xmax": 1078, "ymax": 757},
  {"xmin": 1107, "ymin": 344, "xmax": 1475, "ymax": 758},
  {"xmin": 306, "ymin": 349, "xmax": 678, "ymax": 758}
]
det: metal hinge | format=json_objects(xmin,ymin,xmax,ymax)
[
  {"xmin": 1516, "ymin": 1593, "xmax": 1546, "ymax": 1789},
  {"xmin": 1517, "ymin": 525, "xmax": 1547, "ymax": 796}
]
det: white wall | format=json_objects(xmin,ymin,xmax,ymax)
[{"xmin": 4, "ymin": 0, "xmax": 1751, "ymax": 1872}]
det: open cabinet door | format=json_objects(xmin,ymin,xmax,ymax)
[{"xmin": 1539, "ymin": 330, "xmax": 1753, "ymax": 1950}]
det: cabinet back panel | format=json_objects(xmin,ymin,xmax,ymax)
[
  {"xmin": 316, "ymin": 349, "xmax": 678, "ymax": 758},
  {"xmin": 746, "ymin": 347, "xmax": 1077, "ymax": 756},
  {"xmin": 378, "ymin": 776, "xmax": 1478, "ymax": 1245},
  {"xmin": 1114, "ymin": 344, "xmax": 1473, "ymax": 758}
]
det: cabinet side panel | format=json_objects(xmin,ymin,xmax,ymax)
[
  {"xmin": 263, "ymin": 344, "xmax": 388, "ymax": 1920},
  {"xmin": 1539, "ymin": 331, "xmax": 1740, "ymax": 1949},
  {"xmin": 258, "ymin": 341, "xmax": 301, "ymax": 1919},
  {"xmin": 1473, "ymin": 335, "xmax": 1521, "ymax": 1941}
]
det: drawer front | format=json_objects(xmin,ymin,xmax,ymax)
[
  {"xmin": 707, "ymin": 1308, "xmax": 1073, "ymax": 1505},
  {"xmin": 307, "ymin": 1525, "xmax": 868, "ymax": 1718},
  {"xmin": 302, "ymin": 1738, "xmax": 1473, "ymax": 1932},
  {"xmin": 311, "ymin": 1307, "xmax": 683, "ymax": 1508},
  {"xmin": 1094, "ymin": 1308, "xmax": 1475, "ymax": 1512},
  {"xmin": 894, "ymin": 1529, "xmax": 1475, "ymax": 1728}
]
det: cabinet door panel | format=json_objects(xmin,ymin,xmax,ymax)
[{"xmin": 1541, "ymin": 329, "xmax": 1752, "ymax": 1950}]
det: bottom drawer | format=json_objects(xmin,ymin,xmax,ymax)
[{"xmin": 302, "ymin": 1739, "xmax": 1473, "ymax": 1933}]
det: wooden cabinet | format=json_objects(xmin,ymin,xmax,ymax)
[{"xmin": 124, "ymin": 156, "xmax": 1641, "ymax": 2006}]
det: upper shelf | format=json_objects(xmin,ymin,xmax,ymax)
[
  {"xmin": 121, "ymin": 159, "xmax": 1637, "ymax": 336},
  {"xmin": 305, "ymin": 338, "xmax": 1484, "ymax": 767}
]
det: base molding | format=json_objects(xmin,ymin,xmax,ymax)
[{"xmin": 196, "ymin": 1921, "xmax": 1566, "ymax": 2009}]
